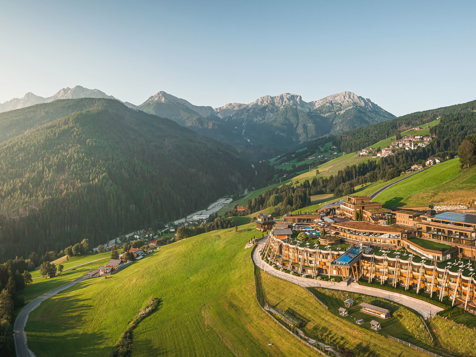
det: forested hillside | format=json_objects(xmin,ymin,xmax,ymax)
[
  {"xmin": 244, "ymin": 101, "xmax": 476, "ymax": 216},
  {"xmin": 0, "ymin": 99, "xmax": 264, "ymax": 261},
  {"xmin": 273, "ymin": 99, "xmax": 476, "ymax": 172}
]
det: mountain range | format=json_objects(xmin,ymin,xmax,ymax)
[
  {"xmin": 1, "ymin": 87, "xmax": 395, "ymax": 158},
  {"xmin": 0, "ymin": 99, "xmax": 264, "ymax": 260}
]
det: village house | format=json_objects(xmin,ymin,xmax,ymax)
[
  {"xmin": 425, "ymin": 157, "xmax": 441, "ymax": 166},
  {"xmin": 129, "ymin": 248, "xmax": 146, "ymax": 259},
  {"xmin": 256, "ymin": 213, "xmax": 275, "ymax": 232}
]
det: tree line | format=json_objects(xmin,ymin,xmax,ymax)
[{"xmin": 243, "ymin": 110, "xmax": 476, "ymax": 216}]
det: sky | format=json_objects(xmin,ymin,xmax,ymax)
[{"xmin": 0, "ymin": 0, "xmax": 475, "ymax": 116}]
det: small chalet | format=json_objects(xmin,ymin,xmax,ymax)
[
  {"xmin": 98, "ymin": 266, "xmax": 113, "ymax": 276},
  {"xmin": 370, "ymin": 320, "xmax": 381, "ymax": 331},
  {"xmin": 410, "ymin": 164, "xmax": 423, "ymax": 171},
  {"xmin": 236, "ymin": 205, "xmax": 246, "ymax": 212},
  {"xmin": 256, "ymin": 213, "xmax": 274, "ymax": 232},
  {"xmin": 344, "ymin": 299, "xmax": 354, "ymax": 308},
  {"xmin": 129, "ymin": 248, "xmax": 146, "ymax": 259},
  {"xmin": 273, "ymin": 228, "xmax": 292, "ymax": 239},
  {"xmin": 108, "ymin": 259, "xmax": 122, "ymax": 269},
  {"xmin": 338, "ymin": 307, "xmax": 348, "ymax": 317},
  {"xmin": 425, "ymin": 157, "xmax": 441, "ymax": 166},
  {"xmin": 148, "ymin": 240, "xmax": 158, "ymax": 248}
]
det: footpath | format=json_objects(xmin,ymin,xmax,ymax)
[{"xmin": 253, "ymin": 239, "xmax": 443, "ymax": 319}]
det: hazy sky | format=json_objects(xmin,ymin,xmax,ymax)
[{"xmin": 1, "ymin": 0, "xmax": 475, "ymax": 116}]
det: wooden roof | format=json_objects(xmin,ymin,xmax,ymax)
[{"xmin": 333, "ymin": 221, "xmax": 404, "ymax": 233}]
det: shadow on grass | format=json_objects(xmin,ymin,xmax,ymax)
[
  {"xmin": 26, "ymin": 294, "xmax": 112, "ymax": 356},
  {"xmin": 383, "ymin": 196, "xmax": 403, "ymax": 209}
]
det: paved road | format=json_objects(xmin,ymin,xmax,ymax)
[
  {"xmin": 253, "ymin": 240, "xmax": 443, "ymax": 319},
  {"xmin": 14, "ymin": 275, "xmax": 88, "ymax": 357},
  {"xmin": 369, "ymin": 167, "xmax": 430, "ymax": 200}
]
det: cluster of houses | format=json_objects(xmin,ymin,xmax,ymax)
[
  {"xmin": 91, "ymin": 241, "xmax": 159, "ymax": 277},
  {"xmin": 259, "ymin": 195, "xmax": 476, "ymax": 313},
  {"xmin": 360, "ymin": 134, "xmax": 433, "ymax": 158}
]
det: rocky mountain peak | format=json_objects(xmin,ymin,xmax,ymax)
[
  {"xmin": 311, "ymin": 91, "xmax": 374, "ymax": 110},
  {"xmin": 50, "ymin": 86, "xmax": 114, "ymax": 101},
  {"xmin": 252, "ymin": 93, "xmax": 305, "ymax": 108}
]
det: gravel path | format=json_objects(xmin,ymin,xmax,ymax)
[
  {"xmin": 253, "ymin": 239, "xmax": 443, "ymax": 319},
  {"xmin": 14, "ymin": 276, "xmax": 88, "ymax": 357}
]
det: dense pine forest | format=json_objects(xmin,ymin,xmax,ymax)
[{"xmin": 0, "ymin": 99, "xmax": 272, "ymax": 261}]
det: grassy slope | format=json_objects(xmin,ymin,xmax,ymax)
[
  {"xmin": 291, "ymin": 118, "xmax": 441, "ymax": 185},
  {"xmin": 368, "ymin": 119, "xmax": 439, "ymax": 150},
  {"xmin": 23, "ymin": 252, "xmax": 112, "ymax": 304},
  {"xmin": 217, "ymin": 181, "xmax": 288, "ymax": 216},
  {"xmin": 292, "ymin": 152, "xmax": 373, "ymax": 184},
  {"xmin": 430, "ymin": 316, "xmax": 476, "ymax": 356},
  {"xmin": 309, "ymin": 288, "xmax": 433, "ymax": 347},
  {"xmin": 26, "ymin": 225, "xmax": 317, "ymax": 357},
  {"xmin": 375, "ymin": 158, "xmax": 476, "ymax": 208},
  {"xmin": 260, "ymin": 272, "xmax": 425, "ymax": 356},
  {"xmin": 30, "ymin": 252, "xmax": 112, "ymax": 278}
]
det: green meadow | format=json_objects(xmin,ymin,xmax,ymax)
[
  {"xmin": 26, "ymin": 225, "xmax": 317, "ymax": 357},
  {"xmin": 375, "ymin": 158, "xmax": 476, "ymax": 207},
  {"xmin": 23, "ymin": 253, "xmax": 112, "ymax": 304},
  {"xmin": 260, "ymin": 272, "xmax": 427, "ymax": 356}
]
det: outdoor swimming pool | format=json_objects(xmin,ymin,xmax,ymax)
[{"xmin": 333, "ymin": 246, "xmax": 362, "ymax": 266}]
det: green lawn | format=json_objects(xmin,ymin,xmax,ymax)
[
  {"xmin": 22, "ymin": 255, "xmax": 112, "ymax": 304},
  {"xmin": 30, "ymin": 251, "xmax": 112, "ymax": 278},
  {"xmin": 430, "ymin": 315, "xmax": 476, "ymax": 356},
  {"xmin": 26, "ymin": 224, "xmax": 318, "ymax": 357},
  {"xmin": 407, "ymin": 238, "xmax": 452, "ymax": 251},
  {"xmin": 260, "ymin": 272, "xmax": 427, "ymax": 356},
  {"xmin": 292, "ymin": 152, "xmax": 375, "ymax": 184},
  {"xmin": 375, "ymin": 158, "xmax": 476, "ymax": 208},
  {"xmin": 400, "ymin": 119, "xmax": 440, "ymax": 137},
  {"xmin": 368, "ymin": 135, "xmax": 396, "ymax": 150},
  {"xmin": 308, "ymin": 288, "xmax": 434, "ymax": 349}
]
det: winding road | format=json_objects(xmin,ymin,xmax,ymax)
[
  {"xmin": 369, "ymin": 167, "xmax": 429, "ymax": 200},
  {"xmin": 253, "ymin": 239, "xmax": 443, "ymax": 319},
  {"xmin": 14, "ymin": 276, "xmax": 89, "ymax": 357}
]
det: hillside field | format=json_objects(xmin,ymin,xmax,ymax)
[
  {"xmin": 375, "ymin": 158, "xmax": 476, "ymax": 208},
  {"xmin": 24, "ymin": 223, "xmax": 439, "ymax": 357},
  {"xmin": 25, "ymin": 225, "xmax": 318, "ymax": 357},
  {"xmin": 22, "ymin": 252, "xmax": 112, "ymax": 304}
]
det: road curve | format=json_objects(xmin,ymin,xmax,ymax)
[
  {"xmin": 369, "ymin": 167, "xmax": 429, "ymax": 200},
  {"xmin": 14, "ymin": 275, "xmax": 88, "ymax": 357},
  {"xmin": 253, "ymin": 239, "xmax": 443, "ymax": 319}
]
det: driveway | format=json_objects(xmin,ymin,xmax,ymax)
[{"xmin": 253, "ymin": 239, "xmax": 443, "ymax": 319}]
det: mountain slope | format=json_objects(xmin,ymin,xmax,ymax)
[
  {"xmin": 0, "ymin": 98, "xmax": 123, "ymax": 144},
  {"xmin": 140, "ymin": 91, "xmax": 395, "ymax": 158},
  {"xmin": 0, "ymin": 99, "xmax": 256, "ymax": 260},
  {"xmin": 0, "ymin": 85, "xmax": 114, "ymax": 113}
]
